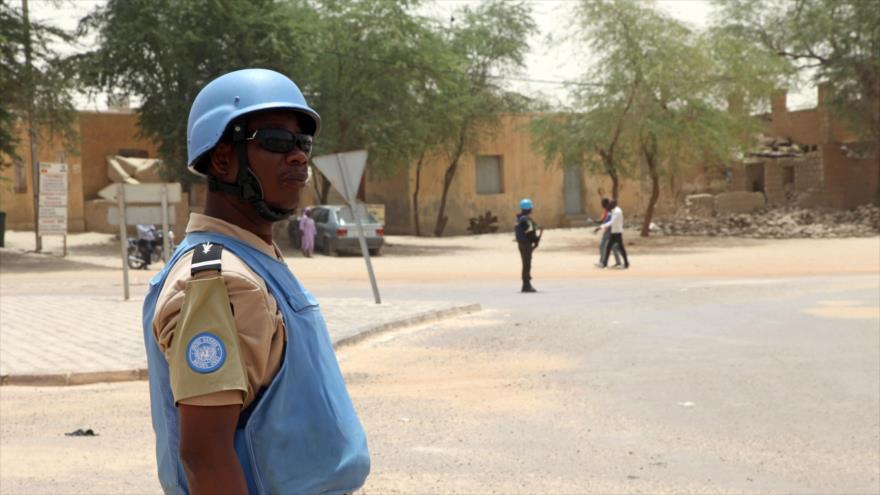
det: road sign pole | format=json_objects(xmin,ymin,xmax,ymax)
[
  {"xmin": 117, "ymin": 184, "xmax": 130, "ymax": 301},
  {"xmin": 335, "ymin": 154, "xmax": 381, "ymax": 304}
]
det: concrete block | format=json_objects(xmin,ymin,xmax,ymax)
[
  {"xmin": 685, "ymin": 194, "xmax": 715, "ymax": 218},
  {"xmin": 714, "ymin": 191, "xmax": 766, "ymax": 214}
]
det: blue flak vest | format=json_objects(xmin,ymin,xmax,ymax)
[{"xmin": 142, "ymin": 231, "xmax": 370, "ymax": 495}]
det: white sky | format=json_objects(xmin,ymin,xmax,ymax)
[{"xmin": 27, "ymin": 0, "xmax": 816, "ymax": 111}]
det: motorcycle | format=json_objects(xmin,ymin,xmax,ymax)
[{"xmin": 127, "ymin": 228, "xmax": 175, "ymax": 269}]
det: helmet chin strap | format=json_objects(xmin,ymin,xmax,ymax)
[{"xmin": 207, "ymin": 120, "xmax": 296, "ymax": 222}]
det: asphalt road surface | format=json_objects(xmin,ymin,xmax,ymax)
[
  {"xmin": 342, "ymin": 274, "xmax": 880, "ymax": 493},
  {"xmin": 2, "ymin": 274, "xmax": 877, "ymax": 494}
]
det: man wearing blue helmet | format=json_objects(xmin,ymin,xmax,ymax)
[
  {"xmin": 142, "ymin": 69, "xmax": 370, "ymax": 494},
  {"xmin": 515, "ymin": 198, "xmax": 541, "ymax": 293}
]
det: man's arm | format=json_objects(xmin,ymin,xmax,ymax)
[{"xmin": 179, "ymin": 404, "xmax": 247, "ymax": 495}]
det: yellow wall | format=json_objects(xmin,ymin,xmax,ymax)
[
  {"xmin": 1, "ymin": 125, "xmax": 86, "ymax": 231},
  {"xmin": 1, "ymin": 111, "xmax": 708, "ymax": 237},
  {"xmin": 1, "ymin": 110, "xmax": 169, "ymax": 233},
  {"xmin": 364, "ymin": 114, "xmax": 683, "ymax": 236},
  {"xmin": 78, "ymin": 111, "xmax": 159, "ymax": 204}
]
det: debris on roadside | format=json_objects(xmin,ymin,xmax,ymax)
[
  {"xmin": 654, "ymin": 204, "xmax": 880, "ymax": 238},
  {"xmin": 65, "ymin": 428, "xmax": 98, "ymax": 437}
]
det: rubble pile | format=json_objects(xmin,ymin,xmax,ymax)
[{"xmin": 657, "ymin": 204, "xmax": 880, "ymax": 238}]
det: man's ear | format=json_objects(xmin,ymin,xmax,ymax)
[{"xmin": 208, "ymin": 143, "xmax": 237, "ymax": 182}]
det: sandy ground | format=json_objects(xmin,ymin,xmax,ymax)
[{"xmin": 3, "ymin": 229, "xmax": 878, "ymax": 286}]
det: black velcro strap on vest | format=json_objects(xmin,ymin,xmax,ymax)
[{"xmin": 190, "ymin": 242, "xmax": 224, "ymax": 276}]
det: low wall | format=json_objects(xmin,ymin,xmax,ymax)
[
  {"xmin": 714, "ymin": 191, "xmax": 766, "ymax": 214},
  {"xmin": 84, "ymin": 193, "xmax": 190, "ymax": 235}
]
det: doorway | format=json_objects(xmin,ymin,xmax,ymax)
[{"xmin": 563, "ymin": 166, "xmax": 584, "ymax": 214}]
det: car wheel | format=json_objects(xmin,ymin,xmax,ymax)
[
  {"xmin": 322, "ymin": 236, "xmax": 334, "ymax": 256},
  {"xmin": 368, "ymin": 247, "xmax": 381, "ymax": 256}
]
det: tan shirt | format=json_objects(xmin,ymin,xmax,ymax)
[{"xmin": 153, "ymin": 213, "xmax": 286, "ymax": 408}]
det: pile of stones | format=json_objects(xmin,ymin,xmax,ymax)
[{"xmin": 656, "ymin": 204, "xmax": 880, "ymax": 238}]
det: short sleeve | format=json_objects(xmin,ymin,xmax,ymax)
[{"xmin": 168, "ymin": 274, "xmax": 248, "ymax": 405}]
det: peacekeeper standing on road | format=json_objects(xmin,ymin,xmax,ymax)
[
  {"xmin": 515, "ymin": 198, "xmax": 542, "ymax": 293},
  {"xmin": 142, "ymin": 69, "xmax": 370, "ymax": 495}
]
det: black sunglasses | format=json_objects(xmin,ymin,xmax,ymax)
[{"xmin": 246, "ymin": 128, "xmax": 313, "ymax": 156}]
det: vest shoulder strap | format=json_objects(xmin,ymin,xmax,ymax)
[{"xmin": 190, "ymin": 242, "xmax": 224, "ymax": 276}]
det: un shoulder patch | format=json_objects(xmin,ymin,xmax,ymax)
[{"xmin": 186, "ymin": 332, "xmax": 226, "ymax": 373}]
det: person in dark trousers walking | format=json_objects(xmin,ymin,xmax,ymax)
[
  {"xmin": 515, "ymin": 198, "xmax": 542, "ymax": 292},
  {"xmin": 599, "ymin": 199, "xmax": 630, "ymax": 269},
  {"xmin": 594, "ymin": 198, "xmax": 622, "ymax": 268}
]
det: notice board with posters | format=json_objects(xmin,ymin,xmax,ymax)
[{"xmin": 38, "ymin": 163, "xmax": 69, "ymax": 236}]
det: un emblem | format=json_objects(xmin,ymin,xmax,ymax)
[{"xmin": 186, "ymin": 332, "xmax": 226, "ymax": 373}]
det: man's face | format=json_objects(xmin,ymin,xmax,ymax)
[{"xmin": 244, "ymin": 110, "xmax": 311, "ymax": 211}]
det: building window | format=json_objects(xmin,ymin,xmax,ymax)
[
  {"xmin": 14, "ymin": 157, "xmax": 27, "ymax": 193},
  {"xmin": 782, "ymin": 165, "xmax": 795, "ymax": 186},
  {"xmin": 475, "ymin": 155, "xmax": 503, "ymax": 195}
]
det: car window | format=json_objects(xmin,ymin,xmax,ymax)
[
  {"xmin": 337, "ymin": 207, "xmax": 378, "ymax": 224},
  {"xmin": 314, "ymin": 208, "xmax": 328, "ymax": 224}
]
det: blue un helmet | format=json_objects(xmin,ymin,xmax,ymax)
[
  {"xmin": 186, "ymin": 69, "xmax": 321, "ymax": 221},
  {"xmin": 186, "ymin": 68, "xmax": 321, "ymax": 176},
  {"xmin": 520, "ymin": 198, "xmax": 533, "ymax": 211}
]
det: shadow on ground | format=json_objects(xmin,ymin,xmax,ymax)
[
  {"xmin": 278, "ymin": 241, "xmax": 479, "ymax": 258},
  {"xmin": 0, "ymin": 250, "xmax": 116, "ymax": 274},
  {"xmin": 542, "ymin": 233, "xmax": 762, "ymax": 255}
]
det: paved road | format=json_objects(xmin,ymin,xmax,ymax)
[
  {"xmin": 344, "ymin": 274, "xmax": 879, "ymax": 493},
  {"xmin": 2, "ymin": 273, "xmax": 877, "ymax": 493}
]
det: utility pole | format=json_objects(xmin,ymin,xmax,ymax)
[{"xmin": 22, "ymin": 0, "xmax": 42, "ymax": 252}]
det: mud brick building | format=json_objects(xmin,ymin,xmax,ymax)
[{"xmin": 732, "ymin": 85, "xmax": 879, "ymax": 209}]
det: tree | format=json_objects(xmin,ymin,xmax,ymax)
[
  {"xmin": 533, "ymin": 0, "xmax": 787, "ymax": 237},
  {"xmin": 304, "ymin": 0, "xmax": 453, "ymax": 205},
  {"xmin": 75, "ymin": 0, "xmax": 314, "ymax": 182},
  {"xmin": 0, "ymin": 1, "xmax": 78, "ymax": 168},
  {"xmin": 714, "ymin": 0, "xmax": 880, "ymax": 153},
  {"xmin": 431, "ymin": 0, "xmax": 535, "ymax": 237},
  {"xmin": 531, "ymin": 79, "xmax": 639, "ymax": 202}
]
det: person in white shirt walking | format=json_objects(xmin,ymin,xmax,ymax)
[{"xmin": 599, "ymin": 200, "xmax": 630, "ymax": 269}]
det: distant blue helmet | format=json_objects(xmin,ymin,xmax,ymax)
[
  {"xmin": 520, "ymin": 198, "xmax": 533, "ymax": 210},
  {"xmin": 186, "ymin": 68, "xmax": 321, "ymax": 176}
]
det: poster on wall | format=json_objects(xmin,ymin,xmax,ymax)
[{"xmin": 38, "ymin": 162, "xmax": 68, "ymax": 236}]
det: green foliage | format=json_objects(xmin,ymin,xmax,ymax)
[
  {"xmin": 305, "ymin": 0, "xmax": 451, "ymax": 181},
  {"xmin": 714, "ymin": 0, "xmax": 880, "ymax": 149},
  {"xmin": 444, "ymin": 0, "xmax": 536, "ymax": 154},
  {"xmin": 532, "ymin": 0, "xmax": 789, "ymax": 234},
  {"xmin": 75, "ymin": 0, "xmax": 313, "ymax": 182},
  {"xmin": 0, "ymin": 2, "xmax": 78, "ymax": 168},
  {"xmin": 430, "ymin": 0, "xmax": 536, "ymax": 236}
]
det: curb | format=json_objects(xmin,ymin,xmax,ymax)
[
  {"xmin": 0, "ymin": 303, "xmax": 482, "ymax": 387},
  {"xmin": 0, "ymin": 368, "xmax": 148, "ymax": 387},
  {"xmin": 333, "ymin": 303, "xmax": 482, "ymax": 349}
]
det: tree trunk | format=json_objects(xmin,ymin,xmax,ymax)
[
  {"xmin": 598, "ymin": 150, "xmax": 620, "ymax": 201},
  {"xmin": 309, "ymin": 164, "xmax": 326, "ymax": 204},
  {"xmin": 412, "ymin": 149, "xmax": 425, "ymax": 236},
  {"xmin": 319, "ymin": 173, "xmax": 331, "ymax": 204},
  {"xmin": 610, "ymin": 168, "xmax": 620, "ymax": 201},
  {"xmin": 433, "ymin": 131, "xmax": 467, "ymax": 237},
  {"xmin": 640, "ymin": 136, "xmax": 660, "ymax": 238}
]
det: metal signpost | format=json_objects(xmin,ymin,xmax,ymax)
[
  {"xmin": 37, "ymin": 163, "xmax": 69, "ymax": 255},
  {"xmin": 312, "ymin": 150, "xmax": 381, "ymax": 304},
  {"xmin": 107, "ymin": 183, "xmax": 181, "ymax": 300}
]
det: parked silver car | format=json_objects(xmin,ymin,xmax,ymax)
[{"xmin": 288, "ymin": 205, "xmax": 384, "ymax": 256}]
